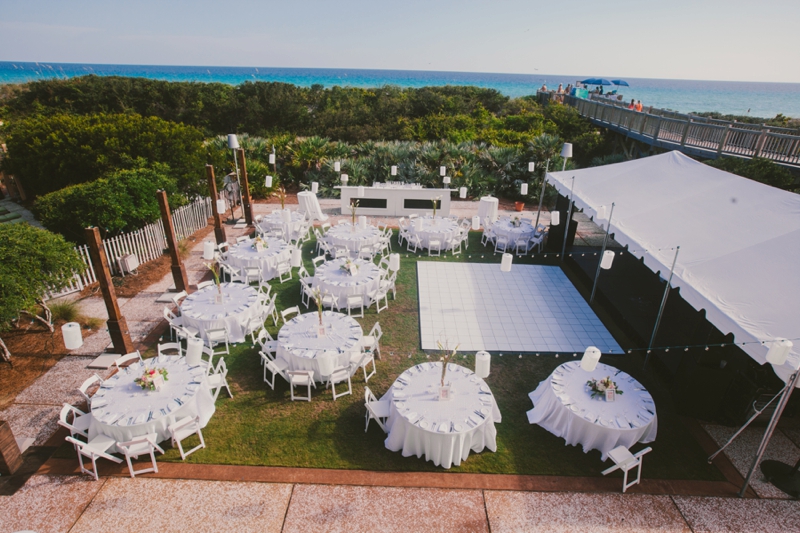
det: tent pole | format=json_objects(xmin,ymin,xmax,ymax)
[
  {"xmin": 738, "ymin": 368, "xmax": 800, "ymax": 497},
  {"xmin": 590, "ymin": 202, "xmax": 615, "ymax": 304},
  {"xmin": 644, "ymin": 246, "xmax": 680, "ymax": 369},
  {"xmin": 560, "ymin": 176, "xmax": 575, "ymax": 263},
  {"xmin": 533, "ymin": 172, "xmax": 548, "ymax": 233}
]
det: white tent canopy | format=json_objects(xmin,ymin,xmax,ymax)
[{"xmin": 547, "ymin": 151, "xmax": 800, "ymax": 384}]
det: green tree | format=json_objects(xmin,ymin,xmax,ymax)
[
  {"xmin": 0, "ymin": 224, "xmax": 86, "ymax": 362},
  {"xmin": 705, "ymin": 157, "xmax": 795, "ymax": 190}
]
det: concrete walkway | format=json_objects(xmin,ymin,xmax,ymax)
[{"xmin": 0, "ymin": 198, "xmax": 43, "ymax": 228}]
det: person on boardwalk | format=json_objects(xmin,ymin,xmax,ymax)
[
  {"xmin": 628, "ymin": 99, "xmax": 635, "ymax": 110},
  {"xmin": 635, "ymin": 100, "xmax": 643, "ymax": 112}
]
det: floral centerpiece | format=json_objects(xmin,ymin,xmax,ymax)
[
  {"xmin": 431, "ymin": 195, "xmax": 442, "ymax": 218},
  {"xmin": 350, "ymin": 199, "xmax": 360, "ymax": 228},
  {"xmin": 436, "ymin": 340, "xmax": 460, "ymax": 400},
  {"xmin": 202, "ymin": 261, "xmax": 224, "ymax": 303},
  {"xmin": 252, "ymin": 236, "xmax": 266, "ymax": 252},
  {"xmin": 586, "ymin": 376, "xmax": 623, "ymax": 399},
  {"xmin": 339, "ymin": 258, "xmax": 359, "ymax": 276},
  {"xmin": 310, "ymin": 287, "xmax": 326, "ymax": 336},
  {"xmin": 135, "ymin": 367, "xmax": 169, "ymax": 391},
  {"xmin": 274, "ymin": 186, "xmax": 287, "ymax": 210},
  {"xmin": 512, "ymin": 216, "xmax": 521, "ymax": 228}
]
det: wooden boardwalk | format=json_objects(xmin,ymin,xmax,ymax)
[{"xmin": 562, "ymin": 94, "xmax": 800, "ymax": 169}]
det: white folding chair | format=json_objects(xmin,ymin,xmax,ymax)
[
  {"xmin": 264, "ymin": 293, "xmax": 279, "ymax": 326},
  {"xmin": 221, "ymin": 263, "xmax": 247, "ymax": 284},
  {"xmin": 157, "ymin": 342, "xmax": 183, "ymax": 358},
  {"xmin": 207, "ymin": 357, "xmax": 232, "ymax": 401},
  {"xmin": 65, "ymin": 434, "xmax": 122, "ymax": 481},
  {"xmin": 381, "ymin": 270, "xmax": 398, "ymax": 300},
  {"xmin": 216, "ymin": 242, "xmax": 230, "ymax": 260},
  {"xmin": 299, "ymin": 278, "xmax": 315, "ymax": 309},
  {"xmin": 281, "ymin": 305, "xmax": 300, "ymax": 324},
  {"xmin": 326, "ymin": 366, "xmax": 352, "ymax": 401},
  {"xmin": 514, "ymin": 237, "xmax": 529, "ymax": 256},
  {"xmin": 58, "ymin": 403, "xmax": 91, "ymax": 442},
  {"xmin": 78, "ymin": 374, "xmax": 103, "ymax": 405},
  {"xmin": 447, "ymin": 233, "xmax": 462, "ymax": 256},
  {"xmin": 288, "ymin": 370, "xmax": 316, "ymax": 401},
  {"xmin": 168, "ymin": 416, "xmax": 206, "ymax": 461},
  {"xmin": 366, "ymin": 285, "xmax": 388, "ymax": 314},
  {"xmin": 481, "ymin": 227, "xmax": 495, "ymax": 246},
  {"xmin": 164, "ymin": 307, "xmax": 195, "ymax": 341},
  {"xmin": 171, "ymin": 290, "xmax": 188, "ymax": 309},
  {"xmin": 602, "ymin": 446, "xmax": 653, "ymax": 493},
  {"xmin": 276, "ymin": 259, "xmax": 292, "ymax": 283},
  {"xmin": 364, "ymin": 387, "xmax": 390, "ymax": 433},
  {"xmin": 117, "ymin": 433, "xmax": 165, "ymax": 478},
  {"xmin": 346, "ymin": 295, "xmax": 365, "ymax": 318},
  {"xmin": 360, "ymin": 322, "xmax": 383, "ymax": 359},
  {"xmin": 262, "ymin": 355, "xmax": 290, "ymax": 390},
  {"xmin": 252, "ymin": 328, "xmax": 278, "ymax": 358},
  {"xmin": 312, "ymin": 255, "xmax": 327, "ymax": 273},
  {"xmin": 205, "ymin": 327, "xmax": 230, "ymax": 356},
  {"xmin": 428, "ymin": 238, "xmax": 442, "ymax": 257},
  {"xmin": 113, "ymin": 351, "xmax": 142, "ymax": 369},
  {"xmin": 243, "ymin": 314, "xmax": 266, "ymax": 342},
  {"xmin": 494, "ymin": 236, "xmax": 509, "ymax": 254},
  {"xmin": 242, "ymin": 265, "xmax": 261, "ymax": 285},
  {"xmin": 236, "ymin": 235, "xmax": 250, "ymax": 244},
  {"xmin": 350, "ymin": 350, "xmax": 376, "ymax": 383},
  {"xmin": 406, "ymin": 234, "xmax": 422, "ymax": 253},
  {"xmin": 197, "ymin": 280, "xmax": 214, "ymax": 290}
]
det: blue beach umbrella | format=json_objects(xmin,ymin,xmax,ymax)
[
  {"xmin": 611, "ymin": 79, "xmax": 630, "ymax": 87},
  {"xmin": 580, "ymin": 78, "xmax": 615, "ymax": 86}
]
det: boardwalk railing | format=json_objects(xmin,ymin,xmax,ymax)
[
  {"xmin": 50, "ymin": 197, "xmax": 213, "ymax": 298},
  {"xmin": 562, "ymin": 94, "xmax": 800, "ymax": 168}
]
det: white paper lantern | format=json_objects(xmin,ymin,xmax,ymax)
[
  {"xmin": 216, "ymin": 199, "xmax": 227, "ymax": 214},
  {"xmin": 528, "ymin": 162, "xmax": 535, "ymax": 172},
  {"xmin": 357, "ymin": 186, "xmax": 365, "ymax": 197},
  {"xmin": 334, "ymin": 161, "xmax": 341, "ymax": 172},
  {"xmin": 440, "ymin": 166, "xmax": 446, "ymax": 176},
  {"xmin": 227, "ymin": 134, "xmax": 239, "ymax": 150},
  {"xmin": 443, "ymin": 176, "xmax": 451, "ymax": 185},
  {"xmin": 388, "ymin": 253, "xmax": 401, "ymax": 271},
  {"xmin": 766, "ymin": 338, "xmax": 793, "ymax": 366},
  {"xmin": 269, "ymin": 153, "xmax": 276, "ymax": 165},
  {"xmin": 459, "ymin": 187, "xmax": 467, "ymax": 199},
  {"xmin": 561, "ymin": 142, "xmax": 573, "ymax": 159},
  {"xmin": 521, "ymin": 183, "xmax": 529, "ymax": 195},
  {"xmin": 62, "ymin": 322, "xmax": 83, "ymax": 350},
  {"xmin": 600, "ymin": 250, "xmax": 615, "ymax": 270},
  {"xmin": 551, "ymin": 211, "xmax": 560, "ymax": 226},
  {"xmin": 359, "ymin": 215, "xmax": 367, "ymax": 229},
  {"xmin": 203, "ymin": 240, "xmax": 215, "ymax": 260},
  {"xmin": 475, "ymin": 351, "xmax": 491, "ymax": 378},
  {"xmin": 500, "ymin": 253, "xmax": 512, "ymax": 272},
  {"xmin": 291, "ymin": 247, "xmax": 302, "ymax": 268},
  {"xmin": 472, "ymin": 215, "xmax": 481, "ymax": 231},
  {"xmin": 264, "ymin": 175, "xmax": 273, "ymax": 188},
  {"xmin": 311, "ymin": 182, "xmax": 319, "ymax": 194},
  {"xmin": 186, "ymin": 337, "xmax": 204, "ymax": 367},
  {"xmin": 581, "ymin": 346, "xmax": 602, "ymax": 372},
  {"xmin": 391, "ymin": 165, "xmax": 397, "ymax": 176},
  {"xmin": 340, "ymin": 174, "xmax": 348, "ymax": 185}
]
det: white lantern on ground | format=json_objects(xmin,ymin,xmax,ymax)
[
  {"xmin": 388, "ymin": 253, "xmax": 401, "ymax": 271},
  {"xmin": 291, "ymin": 247, "xmax": 302, "ymax": 268},
  {"xmin": 311, "ymin": 182, "xmax": 319, "ymax": 194},
  {"xmin": 443, "ymin": 176, "xmax": 451, "ymax": 185},
  {"xmin": 216, "ymin": 199, "xmax": 227, "ymax": 214},
  {"xmin": 227, "ymin": 134, "xmax": 239, "ymax": 150},
  {"xmin": 521, "ymin": 183, "xmax": 529, "ymax": 195},
  {"xmin": 459, "ymin": 187, "xmax": 467, "ymax": 199},
  {"xmin": 357, "ymin": 186, "xmax": 365, "ymax": 197},
  {"xmin": 203, "ymin": 240, "xmax": 215, "ymax": 260},
  {"xmin": 269, "ymin": 153, "xmax": 276, "ymax": 165},
  {"xmin": 186, "ymin": 337, "xmax": 204, "ymax": 367},
  {"xmin": 62, "ymin": 322, "xmax": 83, "ymax": 350},
  {"xmin": 551, "ymin": 211, "xmax": 560, "ymax": 226},
  {"xmin": 581, "ymin": 346, "xmax": 602, "ymax": 372},
  {"xmin": 440, "ymin": 166, "xmax": 446, "ymax": 176},
  {"xmin": 766, "ymin": 339, "xmax": 793, "ymax": 366},
  {"xmin": 340, "ymin": 174, "xmax": 348, "ymax": 185},
  {"xmin": 334, "ymin": 161, "xmax": 341, "ymax": 172},
  {"xmin": 500, "ymin": 253, "xmax": 513, "ymax": 272},
  {"xmin": 472, "ymin": 215, "xmax": 481, "ymax": 231},
  {"xmin": 528, "ymin": 162, "xmax": 535, "ymax": 172},
  {"xmin": 265, "ymin": 175, "xmax": 273, "ymax": 188},
  {"xmin": 391, "ymin": 165, "xmax": 397, "ymax": 176},
  {"xmin": 600, "ymin": 250, "xmax": 615, "ymax": 270},
  {"xmin": 475, "ymin": 351, "xmax": 491, "ymax": 378}
]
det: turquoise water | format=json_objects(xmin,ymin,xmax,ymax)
[{"xmin": 1, "ymin": 61, "xmax": 798, "ymax": 118}]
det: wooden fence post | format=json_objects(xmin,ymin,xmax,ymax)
[
  {"xmin": 206, "ymin": 165, "xmax": 227, "ymax": 245},
  {"xmin": 236, "ymin": 148, "xmax": 254, "ymax": 226},
  {"xmin": 717, "ymin": 124, "xmax": 732, "ymax": 156},
  {"xmin": 157, "ymin": 190, "xmax": 189, "ymax": 293}
]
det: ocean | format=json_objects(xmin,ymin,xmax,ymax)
[{"xmin": 1, "ymin": 61, "xmax": 798, "ymax": 119}]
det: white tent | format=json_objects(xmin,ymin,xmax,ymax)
[{"xmin": 547, "ymin": 151, "xmax": 800, "ymax": 384}]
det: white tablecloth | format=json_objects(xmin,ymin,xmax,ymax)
[
  {"xmin": 88, "ymin": 357, "xmax": 215, "ymax": 452},
  {"xmin": 493, "ymin": 218, "xmax": 537, "ymax": 243},
  {"xmin": 180, "ymin": 282, "xmax": 260, "ymax": 343},
  {"xmin": 276, "ymin": 311, "xmax": 363, "ymax": 380},
  {"xmin": 408, "ymin": 216, "xmax": 459, "ymax": 250},
  {"xmin": 257, "ymin": 210, "xmax": 306, "ymax": 241},
  {"xmin": 383, "ymin": 362, "xmax": 501, "ymax": 469},
  {"xmin": 312, "ymin": 258, "xmax": 381, "ymax": 308},
  {"xmin": 325, "ymin": 223, "xmax": 382, "ymax": 253},
  {"xmin": 226, "ymin": 237, "xmax": 291, "ymax": 281},
  {"xmin": 298, "ymin": 191, "xmax": 327, "ymax": 221},
  {"xmin": 477, "ymin": 197, "xmax": 499, "ymax": 223},
  {"xmin": 526, "ymin": 361, "xmax": 657, "ymax": 460}
]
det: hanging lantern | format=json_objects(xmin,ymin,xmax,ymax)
[
  {"xmin": 269, "ymin": 153, "xmax": 276, "ymax": 165},
  {"xmin": 766, "ymin": 339, "xmax": 793, "ymax": 366},
  {"xmin": 311, "ymin": 182, "xmax": 319, "ymax": 194},
  {"xmin": 391, "ymin": 165, "xmax": 397, "ymax": 176},
  {"xmin": 528, "ymin": 162, "xmax": 535, "ymax": 172},
  {"xmin": 264, "ymin": 175, "xmax": 273, "ymax": 188},
  {"xmin": 227, "ymin": 134, "xmax": 239, "ymax": 150},
  {"xmin": 600, "ymin": 250, "xmax": 615, "ymax": 270},
  {"xmin": 440, "ymin": 166, "xmax": 446, "ymax": 176},
  {"xmin": 443, "ymin": 176, "xmax": 451, "ymax": 185},
  {"xmin": 561, "ymin": 143, "xmax": 573, "ymax": 159},
  {"xmin": 551, "ymin": 211, "xmax": 560, "ymax": 226},
  {"xmin": 334, "ymin": 161, "xmax": 341, "ymax": 172},
  {"xmin": 340, "ymin": 174, "xmax": 349, "ymax": 185},
  {"xmin": 580, "ymin": 346, "xmax": 601, "ymax": 371},
  {"xmin": 520, "ymin": 183, "xmax": 529, "ymax": 195},
  {"xmin": 500, "ymin": 253, "xmax": 512, "ymax": 272},
  {"xmin": 459, "ymin": 187, "xmax": 467, "ymax": 199}
]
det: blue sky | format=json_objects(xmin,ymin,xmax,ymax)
[{"xmin": 0, "ymin": 0, "xmax": 797, "ymax": 83}]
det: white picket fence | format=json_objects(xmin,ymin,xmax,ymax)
[{"xmin": 50, "ymin": 197, "xmax": 213, "ymax": 298}]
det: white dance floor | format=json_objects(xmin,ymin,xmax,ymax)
[{"xmin": 417, "ymin": 263, "xmax": 623, "ymax": 354}]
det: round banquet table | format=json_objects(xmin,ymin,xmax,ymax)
[
  {"xmin": 88, "ymin": 357, "xmax": 215, "ymax": 452},
  {"xmin": 257, "ymin": 209, "xmax": 306, "ymax": 241},
  {"xmin": 226, "ymin": 237, "xmax": 291, "ymax": 281},
  {"xmin": 276, "ymin": 311, "xmax": 363, "ymax": 381},
  {"xmin": 311, "ymin": 258, "xmax": 381, "ymax": 308},
  {"xmin": 180, "ymin": 282, "xmax": 260, "ymax": 343},
  {"xmin": 408, "ymin": 216, "xmax": 459, "ymax": 250},
  {"xmin": 383, "ymin": 362, "xmax": 502, "ymax": 469},
  {"xmin": 492, "ymin": 218, "xmax": 537, "ymax": 243},
  {"xmin": 526, "ymin": 361, "xmax": 657, "ymax": 461},
  {"xmin": 324, "ymin": 222, "xmax": 382, "ymax": 253}
]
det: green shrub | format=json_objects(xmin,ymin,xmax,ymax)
[
  {"xmin": 705, "ymin": 157, "xmax": 795, "ymax": 190},
  {"xmin": 49, "ymin": 300, "xmax": 81, "ymax": 323}
]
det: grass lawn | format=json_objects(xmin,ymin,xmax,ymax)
[{"xmin": 129, "ymin": 231, "xmax": 722, "ymax": 480}]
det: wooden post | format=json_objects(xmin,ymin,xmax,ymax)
[
  {"xmin": 84, "ymin": 227, "xmax": 134, "ymax": 355},
  {"xmin": 236, "ymin": 148, "xmax": 254, "ymax": 226},
  {"xmin": 680, "ymin": 120, "xmax": 692, "ymax": 147},
  {"xmin": 157, "ymin": 190, "xmax": 189, "ymax": 293},
  {"xmin": 717, "ymin": 124, "xmax": 732, "ymax": 156},
  {"xmin": 206, "ymin": 165, "xmax": 227, "ymax": 245},
  {"xmin": 0, "ymin": 420, "xmax": 23, "ymax": 475}
]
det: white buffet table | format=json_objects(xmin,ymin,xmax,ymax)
[
  {"xmin": 311, "ymin": 258, "xmax": 381, "ymax": 308},
  {"xmin": 526, "ymin": 361, "xmax": 657, "ymax": 460},
  {"xmin": 180, "ymin": 283, "xmax": 260, "ymax": 343},
  {"xmin": 226, "ymin": 237, "xmax": 291, "ymax": 281},
  {"xmin": 338, "ymin": 185, "xmax": 455, "ymax": 217},
  {"xmin": 383, "ymin": 362, "xmax": 501, "ymax": 469},
  {"xmin": 88, "ymin": 357, "xmax": 215, "ymax": 452},
  {"xmin": 276, "ymin": 311, "xmax": 363, "ymax": 381},
  {"xmin": 325, "ymin": 222, "xmax": 383, "ymax": 254}
]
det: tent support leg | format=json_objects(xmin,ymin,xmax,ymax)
[
  {"xmin": 590, "ymin": 203, "xmax": 615, "ymax": 304},
  {"xmin": 643, "ymin": 246, "xmax": 680, "ymax": 369},
  {"xmin": 533, "ymin": 159, "xmax": 550, "ymax": 232},
  {"xmin": 560, "ymin": 177, "xmax": 575, "ymax": 263}
]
